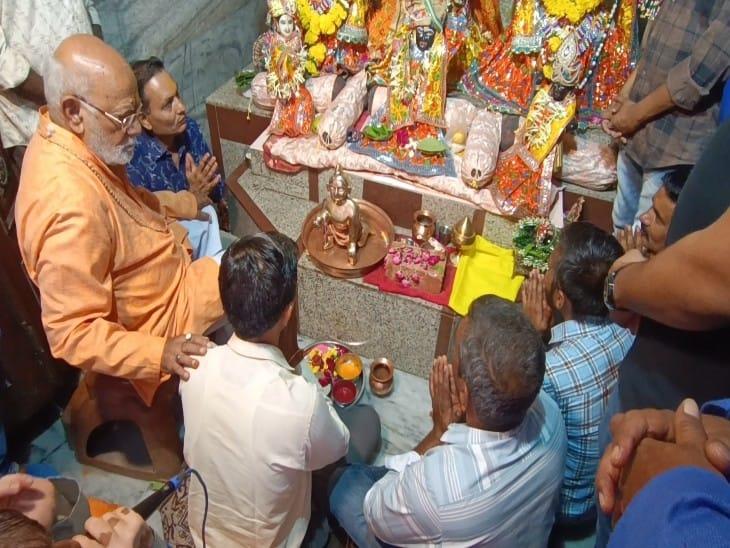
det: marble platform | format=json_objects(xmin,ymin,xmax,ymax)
[{"xmin": 207, "ymin": 74, "xmax": 619, "ymax": 383}]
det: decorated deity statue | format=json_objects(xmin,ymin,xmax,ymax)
[
  {"xmin": 369, "ymin": 0, "xmax": 451, "ymax": 130},
  {"xmin": 487, "ymin": 28, "xmax": 582, "ymax": 216},
  {"xmin": 313, "ymin": 166, "xmax": 371, "ymax": 265},
  {"xmin": 266, "ymin": 0, "xmax": 316, "ymax": 137},
  {"xmin": 460, "ymin": 0, "xmax": 637, "ymax": 125}
]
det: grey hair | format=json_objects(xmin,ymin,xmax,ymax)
[
  {"xmin": 460, "ymin": 295, "xmax": 545, "ymax": 431},
  {"xmin": 43, "ymin": 54, "xmax": 90, "ymax": 112}
]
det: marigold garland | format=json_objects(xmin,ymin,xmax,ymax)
[
  {"xmin": 266, "ymin": 46, "xmax": 309, "ymax": 100},
  {"xmin": 541, "ymin": 0, "xmax": 603, "ymax": 24},
  {"xmin": 309, "ymin": 42, "xmax": 327, "ymax": 63},
  {"xmin": 297, "ymin": 0, "xmax": 348, "ymax": 45}
]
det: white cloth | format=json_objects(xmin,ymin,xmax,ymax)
[
  {"xmin": 178, "ymin": 204, "xmax": 223, "ymax": 260},
  {"xmin": 0, "ymin": 0, "xmax": 97, "ymax": 148},
  {"xmin": 180, "ymin": 335, "xmax": 350, "ymax": 548}
]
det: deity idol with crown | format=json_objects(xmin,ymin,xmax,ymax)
[
  {"xmin": 265, "ymin": 0, "xmax": 316, "ymax": 137},
  {"xmin": 345, "ymin": 0, "xmax": 460, "ymax": 178},
  {"xmin": 460, "ymin": 0, "xmax": 637, "ymax": 125},
  {"xmin": 486, "ymin": 29, "xmax": 583, "ymax": 216}
]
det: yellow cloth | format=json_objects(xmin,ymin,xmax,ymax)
[
  {"xmin": 449, "ymin": 236, "xmax": 524, "ymax": 316},
  {"xmin": 15, "ymin": 109, "xmax": 225, "ymax": 406}
]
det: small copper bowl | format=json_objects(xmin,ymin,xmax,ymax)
[
  {"xmin": 333, "ymin": 380, "xmax": 357, "ymax": 405},
  {"xmin": 412, "ymin": 210, "xmax": 436, "ymax": 245},
  {"xmin": 369, "ymin": 358, "xmax": 395, "ymax": 397}
]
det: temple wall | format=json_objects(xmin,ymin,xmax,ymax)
[{"xmin": 96, "ymin": 0, "xmax": 267, "ymax": 133}]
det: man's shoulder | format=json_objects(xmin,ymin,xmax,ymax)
[
  {"xmin": 180, "ymin": 346, "xmax": 316, "ymax": 405},
  {"xmin": 185, "ymin": 117, "xmax": 204, "ymax": 137},
  {"xmin": 531, "ymin": 392, "xmax": 566, "ymax": 442},
  {"xmin": 547, "ymin": 321, "xmax": 631, "ymax": 361}
]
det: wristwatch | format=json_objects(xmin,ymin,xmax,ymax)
[{"xmin": 603, "ymin": 270, "xmax": 620, "ymax": 311}]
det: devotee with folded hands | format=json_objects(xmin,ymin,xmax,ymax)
[
  {"xmin": 127, "ymin": 57, "xmax": 227, "ymax": 258},
  {"xmin": 14, "ymin": 35, "xmax": 223, "ymax": 409},
  {"xmin": 615, "ymin": 166, "xmax": 690, "ymax": 257},
  {"xmin": 329, "ymin": 295, "xmax": 566, "ymax": 547},
  {"xmin": 521, "ymin": 222, "xmax": 634, "ymax": 529},
  {"xmin": 594, "ymin": 117, "xmax": 730, "ymax": 545}
]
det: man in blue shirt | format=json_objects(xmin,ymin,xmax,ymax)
[
  {"xmin": 522, "ymin": 222, "xmax": 634, "ymax": 527},
  {"xmin": 127, "ymin": 57, "xmax": 223, "ymax": 203},
  {"xmin": 127, "ymin": 57, "xmax": 225, "ymax": 258}
]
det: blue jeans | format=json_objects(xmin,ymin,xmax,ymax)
[
  {"xmin": 612, "ymin": 150, "xmax": 670, "ymax": 230},
  {"xmin": 330, "ymin": 464, "xmax": 389, "ymax": 548},
  {"xmin": 594, "ymin": 387, "xmax": 623, "ymax": 548}
]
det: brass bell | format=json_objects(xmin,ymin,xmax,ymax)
[{"xmin": 451, "ymin": 216, "xmax": 476, "ymax": 252}]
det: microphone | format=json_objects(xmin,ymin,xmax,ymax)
[{"xmin": 132, "ymin": 469, "xmax": 191, "ymax": 520}]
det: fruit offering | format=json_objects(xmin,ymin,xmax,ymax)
[{"xmin": 335, "ymin": 353, "xmax": 363, "ymax": 380}]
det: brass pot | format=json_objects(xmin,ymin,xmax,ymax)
[
  {"xmin": 412, "ymin": 210, "xmax": 436, "ymax": 245},
  {"xmin": 369, "ymin": 358, "xmax": 395, "ymax": 397}
]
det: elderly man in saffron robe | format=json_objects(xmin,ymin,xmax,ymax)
[{"xmin": 15, "ymin": 35, "xmax": 224, "ymax": 411}]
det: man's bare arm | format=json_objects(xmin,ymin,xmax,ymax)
[
  {"xmin": 614, "ymin": 208, "xmax": 730, "ymax": 330},
  {"xmin": 15, "ymin": 68, "xmax": 45, "ymax": 105}
]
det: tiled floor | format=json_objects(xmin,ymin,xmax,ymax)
[{"xmin": 29, "ymin": 419, "xmax": 164, "ymax": 536}]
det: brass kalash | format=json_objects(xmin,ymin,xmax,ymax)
[{"xmin": 302, "ymin": 166, "xmax": 394, "ymax": 278}]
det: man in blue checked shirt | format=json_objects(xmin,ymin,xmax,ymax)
[
  {"xmin": 522, "ymin": 222, "xmax": 634, "ymax": 529},
  {"xmin": 127, "ymin": 57, "xmax": 225, "ymax": 259}
]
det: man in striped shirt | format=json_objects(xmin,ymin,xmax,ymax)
[{"xmin": 330, "ymin": 295, "xmax": 567, "ymax": 547}]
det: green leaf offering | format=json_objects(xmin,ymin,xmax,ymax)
[
  {"xmin": 362, "ymin": 124, "xmax": 393, "ymax": 141},
  {"xmin": 417, "ymin": 137, "xmax": 447, "ymax": 155},
  {"xmin": 235, "ymin": 69, "xmax": 257, "ymax": 91}
]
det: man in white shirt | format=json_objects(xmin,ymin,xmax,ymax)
[
  {"xmin": 0, "ymin": 0, "xmax": 100, "ymax": 162},
  {"xmin": 330, "ymin": 295, "xmax": 567, "ymax": 547},
  {"xmin": 181, "ymin": 232, "xmax": 377, "ymax": 547}
]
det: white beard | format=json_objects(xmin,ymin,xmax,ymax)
[{"xmin": 86, "ymin": 120, "xmax": 137, "ymax": 166}]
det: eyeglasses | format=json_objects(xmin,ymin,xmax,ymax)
[{"xmin": 75, "ymin": 96, "xmax": 143, "ymax": 131}]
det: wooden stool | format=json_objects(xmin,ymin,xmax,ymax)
[{"xmin": 63, "ymin": 373, "xmax": 183, "ymax": 481}]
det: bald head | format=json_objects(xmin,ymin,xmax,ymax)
[
  {"xmin": 44, "ymin": 34, "xmax": 142, "ymax": 165},
  {"xmin": 45, "ymin": 35, "xmax": 137, "ymax": 114}
]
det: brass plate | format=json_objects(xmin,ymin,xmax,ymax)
[{"xmin": 302, "ymin": 200, "xmax": 395, "ymax": 278}]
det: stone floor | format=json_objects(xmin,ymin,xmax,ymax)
[{"xmin": 27, "ymin": 335, "xmax": 594, "ymax": 547}]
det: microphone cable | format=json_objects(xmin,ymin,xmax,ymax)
[{"xmin": 131, "ymin": 467, "xmax": 209, "ymax": 548}]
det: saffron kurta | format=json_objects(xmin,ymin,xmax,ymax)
[{"xmin": 15, "ymin": 109, "xmax": 224, "ymax": 405}]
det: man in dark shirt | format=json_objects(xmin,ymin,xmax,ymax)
[
  {"xmin": 596, "ymin": 120, "xmax": 730, "ymax": 546},
  {"xmin": 127, "ymin": 57, "xmax": 226, "ymax": 258},
  {"xmin": 607, "ymin": 0, "xmax": 730, "ymax": 229},
  {"xmin": 127, "ymin": 57, "xmax": 223, "ymax": 204}
]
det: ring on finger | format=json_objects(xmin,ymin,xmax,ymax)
[{"xmin": 185, "ymin": 332, "xmax": 192, "ymax": 342}]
